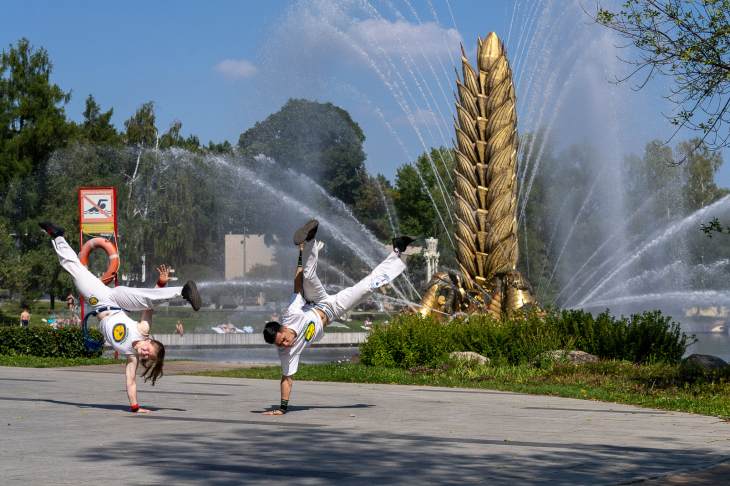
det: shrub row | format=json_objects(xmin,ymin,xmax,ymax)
[
  {"xmin": 0, "ymin": 326, "xmax": 104, "ymax": 358},
  {"xmin": 359, "ymin": 309, "xmax": 694, "ymax": 368}
]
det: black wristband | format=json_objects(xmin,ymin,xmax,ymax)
[
  {"xmin": 297, "ymin": 251, "xmax": 303, "ymax": 267},
  {"xmin": 280, "ymin": 399, "xmax": 289, "ymax": 412}
]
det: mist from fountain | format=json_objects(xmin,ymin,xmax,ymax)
[
  {"xmin": 577, "ymin": 196, "xmax": 730, "ymax": 308},
  {"xmin": 198, "ymin": 279, "xmax": 291, "ymax": 290},
  {"xmin": 310, "ymin": 4, "xmax": 457, "ymax": 238},
  {"xmin": 54, "ymin": 2, "xmax": 730, "ymax": 345}
]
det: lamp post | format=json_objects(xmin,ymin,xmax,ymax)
[{"xmin": 240, "ymin": 235, "xmax": 247, "ymax": 310}]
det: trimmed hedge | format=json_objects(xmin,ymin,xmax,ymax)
[
  {"xmin": 360, "ymin": 309, "xmax": 694, "ymax": 368},
  {"xmin": 0, "ymin": 327, "xmax": 104, "ymax": 358}
]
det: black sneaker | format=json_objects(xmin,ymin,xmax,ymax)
[
  {"xmin": 182, "ymin": 280, "xmax": 202, "ymax": 311},
  {"xmin": 39, "ymin": 221, "xmax": 65, "ymax": 238},
  {"xmin": 393, "ymin": 236, "xmax": 415, "ymax": 253},
  {"xmin": 293, "ymin": 219, "xmax": 319, "ymax": 245}
]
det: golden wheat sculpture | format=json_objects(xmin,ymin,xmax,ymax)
[{"xmin": 420, "ymin": 32, "xmax": 537, "ymax": 318}]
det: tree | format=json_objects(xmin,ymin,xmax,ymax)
[
  {"xmin": 124, "ymin": 101, "xmax": 157, "ymax": 147},
  {"xmin": 78, "ymin": 94, "xmax": 120, "ymax": 145},
  {"xmin": 238, "ymin": 99, "xmax": 367, "ymax": 205},
  {"xmin": 624, "ymin": 139, "xmax": 685, "ymax": 226},
  {"xmin": 393, "ymin": 147, "xmax": 456, "ymax": 269},
  {"xmin": 678, "ymin": 138, "xmax": 727, "ymax": 210},
  {"xmin": 0, "ymin": 38, "xmax": 72, "ymax": 188},
  {"xmin": 159, "ymin": 120, "xmax": 201, "ymax": 151},
  {"xmin": 353, "ymin": 173, "xmax": 394, "ymax": 240},
  {"xmin": 596, "ymin": 1, "xmax": 730, "ymax": 152},
  {"xmin": 207, "ymin": 140, "xmax": 233, "ymax": 153}
]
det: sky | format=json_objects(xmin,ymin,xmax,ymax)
[{"xmin": 3, "ymin": 0, "xmax": 729, "ymax": 185}]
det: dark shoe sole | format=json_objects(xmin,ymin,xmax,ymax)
[
  {"xmin": 182, "ymin": 280, "xmax": 202, "ymax": 311},
  {"xmin": 39, "ymin": 221, "xmax": 65, "ymax": 238},
  {"xmin": 393, "ymin": 236, "xmax": 416, "ymax": 253},
  {"xmin": 293, "ymin": 219, "xmax": 319, "ymax": 245}
]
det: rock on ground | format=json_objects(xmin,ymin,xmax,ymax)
[
  {"xmin": 449, "ymin": 351, "xmax": 490, "ymax": 365},
  {"xmin": 682, "ymin": 354, "xmax": 728, "ymax": 372},
  {"xmin": 540, "ymin": 350, "xmax": 599, "ymax": 365}
]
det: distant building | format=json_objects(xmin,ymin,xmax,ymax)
[{"xmin": 225, "ymin": 234, "xmax": 275, "ymax": 280}]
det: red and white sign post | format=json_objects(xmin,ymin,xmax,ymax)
[{"xmin": 78, "ymin": 187, "xmax": 119, "ymax": 321}]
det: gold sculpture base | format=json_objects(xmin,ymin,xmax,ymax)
[{"xmin": 419, "ymin": 270, "xmax": 539, "ymax": 318}]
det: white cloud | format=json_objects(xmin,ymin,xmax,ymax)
[
  {"xmin": 349, "ymin": 19, "xmax": 461, "ymax": 60},
  {"xmin": 265, "ymin": 2, "xmax": 463, "ymax": 73},
  {"xmin": 215, "ymin": 59, "xmax": 258, "ymax": 80}
]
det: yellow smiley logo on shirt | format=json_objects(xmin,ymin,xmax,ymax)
[
  {"xmin": 112, "ymin": 323, "xmax": 127, "ymax": 343},
  {"xmin": 304, "ymin": 321, "xmax": 316, "ymax": 342},
  {"xmin": 88, "ymin": 296, "xmax": 99, "ymax": 306}
]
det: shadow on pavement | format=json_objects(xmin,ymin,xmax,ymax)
[
  {"xmin": 522, "ymin": 406, "xmax": 667, "ymax": 415},
  {"xmin": 76, "ymin": 419, "xmax": 729, "ymax": 485},
  {"xmin": 253, "ymin": 403, "xmax": 375, "ymax": 414},
  {"xmin": 0, "ymin": 396, "xmax": 186, "ymax": 412},
  {"xmin": 181, "ymin": 381, "xmax": 250, "ymax": 387},
  {"xmin": 128, "ymin": 390, "xmax": 232, "ymax": 397},
  {"xmin": 0, "ymin": 377, "xmax": 55, "ymax": 382},
  {"xmin": 133, "ymin": 415, "xmax": 325, "ymax": 428},
  {"xmin": 410, "ymin": 388, "xmax": 525, "ymax": 396}
]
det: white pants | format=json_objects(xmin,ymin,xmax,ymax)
[
  {"xmin": 52, "ymin": 236, "xmax": 183, "ymax": 311},
  {"xmin": 302, "ymin": 240, "xmax": 405, "ymax": 321}
]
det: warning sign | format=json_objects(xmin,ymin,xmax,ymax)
[{"xmin": 79, "ymin": 188, "xmax": 116, "ymax": 234}]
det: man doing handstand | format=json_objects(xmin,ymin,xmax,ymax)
[{"xmin": 262, "ymin": 219, "xmax": 413, "ymax": 415}]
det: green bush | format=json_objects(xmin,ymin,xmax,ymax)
[
  {"xmin": 360, "ymin": 309, "xmax": 694, "ymax": 368},
  {"xmin": 0, "ymin": 326, "xmax": 103, "ymax": 358}
]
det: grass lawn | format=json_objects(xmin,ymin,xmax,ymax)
[
  {"xmin": 194, "ymin": 360, "xmax": 730, "ymax": 419},
  {"xmin": 0, "ymin": 355, "xmax": 121, "ymax": 367}
]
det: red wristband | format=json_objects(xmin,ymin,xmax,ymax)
[
  {"xmin": 130, "ymin": 404, "xmax": 140, "ymax": 412},
  {"xmin": 156, "ymin": 279, "xmax": 166, "ymax": 288}
]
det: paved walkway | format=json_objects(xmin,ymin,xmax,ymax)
[{"xmin": 1, "ymin": 365, "xmax": 729, "ymax": 485}]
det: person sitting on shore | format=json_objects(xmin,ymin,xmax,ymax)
[
  {"xmin": 262, "ymin": 219, "xmax": 413, "ymax": 415},
  {"xmin": 39, "ymin": 221, "xmax": 202, "ymax": 413}
]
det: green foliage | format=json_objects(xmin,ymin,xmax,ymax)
[
  {"xmin": 360, "ymin": 310, "xmax": 693, "ymax": 368},
  {"xmin": 352, "ymin": 173, "xmax": 395, "ymax": 240},
  {"xmin": 159, "ymin": 120, "xmax": 201, "ymax": 151},
  {"xmin": 0, "ymin": 326, "xmax": 103, "ymax": 358},
  {"xmin": 77, "ymin": 94, "xmax": 120, "ymax": 145},
  {"xmin": 516, "ymin": 138, "xmax": 608, "ymax": 303},
  {"xmin": 551, "ymin": 309, "xmax": 692, "ymax": 364},
  {"xmin": 0, "ymin": 38, "xmax": 72, "ymax": 188},
  {"xmin": 678, "ymin": 139, "xmax": 727, "ymax": 211},
  {"xmin": 393, "ymin": 147, "xmax": 454, "ymax": 238},
  {"xmin": 392, "ymin": 146, "xmax": 458, "ymax": 271},
  {"xmin": 0, "ymin": 354, "xmax": 118, "ymax": 367},
  {"xmin": 124, "ymin": 101, "xmax": 157, "ymax": 147},
  {"xmin": 595, "ymin": 0, "xmax": 730, "ymax": 150},
  {"xmin": 238, "ymin": 98, "xmax": 367, "ymax": 205}
]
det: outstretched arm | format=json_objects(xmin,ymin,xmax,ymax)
[
  {"xmin": 125, "ymin": 356, "xmax": 150, "ymax": 413},
  {"xmin": 263, "ymin": 375, "xmax": 293, "ymax": 416}
]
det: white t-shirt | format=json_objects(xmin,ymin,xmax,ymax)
[
  {"xmin": 278, "ymin": 293, "xmax": 324, "ymax": 376},
  {"xmin": 99, "ymin": 311, "xmax": 146, "ymax": 356}
]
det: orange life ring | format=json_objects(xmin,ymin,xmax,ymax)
[{"xmin": 78, "ymin": 238, "xmax": 119, "ymax": 284}]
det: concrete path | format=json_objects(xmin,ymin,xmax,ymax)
[{"xmin": 1, "ymin": 365, "xmax": 729, "ymax": 485}]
